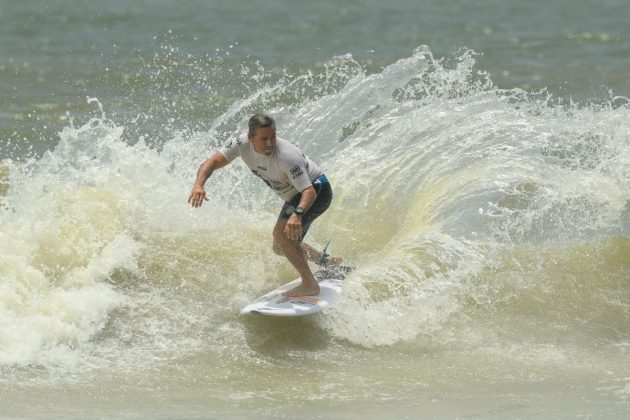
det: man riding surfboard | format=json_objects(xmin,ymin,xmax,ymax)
[{"xmin": 188, "ymin": 114, "xmax": 340, "ymax": 297}]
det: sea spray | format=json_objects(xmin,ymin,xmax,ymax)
[{"xmin": 0, "ymin": 48, "xmax": 628, "ymax": 419}]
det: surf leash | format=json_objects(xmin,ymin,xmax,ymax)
[{"xmin": 318, "ymin": 240, "xmax": 331, "ymax": 266}]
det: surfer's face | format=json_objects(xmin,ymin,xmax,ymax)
[{"xmin": 249, "ymin": 125, "xmax": 276, "ymax": 155}]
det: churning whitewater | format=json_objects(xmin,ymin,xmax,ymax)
[{"xmin": 1, "ymin": 47, "xmax": 629, "ymax": 417}]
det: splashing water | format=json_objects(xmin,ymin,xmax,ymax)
[{"xmin": 1, "ymin": 46, "xmax": 629, "ymax": 417}]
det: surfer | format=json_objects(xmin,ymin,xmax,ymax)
[{"xmin": 188, "ymin": 114, "xmax": 340, "ymax": 297}]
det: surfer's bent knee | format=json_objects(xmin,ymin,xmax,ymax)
[
  {"xmin": 272, "ymin": 239, "xmax": 284, "ymax": 255},
  {"xmin": 272, "ymin": 225, "xmax": 287, "ymax": 255}
]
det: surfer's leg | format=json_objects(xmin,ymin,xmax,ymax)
[
  {"xmin": 300, "ymin": 243, "xmax": 342, "ymax": 266},
  {"xmin": 274, "ymin": 236, "xmax": 341, "ymax": 265},
  {"xmin": 273, "ymin": 221, "xmax": 320, "ymax": 297},
  {"xmin": 271, "ymin": 180, "xmax": 337, "ymax": 296},
  {"xmin": 290, "ymin": 182, "xmax": 339, "ymax": 265}
]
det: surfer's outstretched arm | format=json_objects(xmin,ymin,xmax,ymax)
[{"xmin": 188, "ymin": 152, "xmax": 229, "ymax": 207}]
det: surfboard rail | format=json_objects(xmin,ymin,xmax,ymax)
[{"xmin": 240, "ymin": 265, "xmax": 353, "ymax": 317}]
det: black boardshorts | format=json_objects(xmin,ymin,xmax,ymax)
[{"xmin": 278, "ymin": 174, "xmax": 332, "ymax": 243}]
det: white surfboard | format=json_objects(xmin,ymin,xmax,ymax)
[{"xmin": 240, "ymin": 266, "xmax": 353, "ymax": 317}]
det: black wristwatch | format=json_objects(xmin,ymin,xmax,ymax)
[{"xmin": 294, "ymin": 206, "xmax": 305, "ymax": 216}]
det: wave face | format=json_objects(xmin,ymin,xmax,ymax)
[{"xmin": 1, "ymin": 47, "xmax": 629, "ymax": 417}]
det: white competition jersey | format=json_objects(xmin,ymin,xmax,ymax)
[{"xmin": 219, "ymin": 134, "xmax": 323, "ymax": 201}]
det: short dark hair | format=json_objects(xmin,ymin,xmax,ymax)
[{"xmin": 248, "ymin": 113, "xmax": 275, "ymax": 136}]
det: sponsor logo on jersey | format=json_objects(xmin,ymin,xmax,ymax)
[
  {"xmin": 224, "ymin": 137, "xmax": 241, "ymax": 149},
  {"xmin": 252, "ymin": 170, "xmax": 283, "ymax": 189},
  {"xmin": 290, "ymin": 165, "xmax": 304, "ymax": 179}
]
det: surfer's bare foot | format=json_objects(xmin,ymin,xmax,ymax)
[
  {"xmin": 328, "ymin": 256, "xmax": 342, "ymax": 266},
  {"xmin": 300, "ymin": 243, "xmax": 342, "ymax": 267},
  {"xmin": 318, "ymin": 255, "xmax": 342, "ymax": 267},
  {"xmin": 283, "ymin": 283, "xmax": 320, "ymax": 298}
]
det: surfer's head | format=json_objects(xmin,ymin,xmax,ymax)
[
  {"xmin": 248, "ymin": 113, "xmax": 276, "ymax": 156},
  {"xmin": 248, "ymin": 113, "xmax": 275, "ymax": 136}
]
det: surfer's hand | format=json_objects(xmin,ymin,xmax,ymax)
[
  {"xmin": 285, "ymin": 214, "xmax": 302, "ymax": 241},
  {"xmin": 188, "ymin": 185, "xmax": 208, "ymax": 208}
]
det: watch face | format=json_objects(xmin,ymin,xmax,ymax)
[{"xmin": 285, "ymin": 206, "xmax": 304, "ymax": 216}]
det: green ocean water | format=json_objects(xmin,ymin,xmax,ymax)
[{"xmin": 1, "ymin": 1, "xmax": 629, "ymax": 418}]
